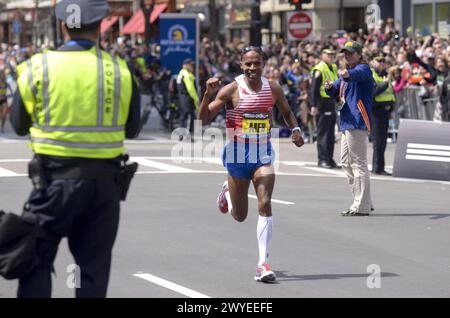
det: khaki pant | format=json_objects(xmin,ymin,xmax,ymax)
[{"xmin": 341, "ymin": 129, "xmax": 373, "ymax": 213}]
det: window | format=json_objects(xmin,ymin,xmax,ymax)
[
  {"xmin": 342, "ymin": 8, "xmax": 365, "ymax": 33},
  {"xmin": 437, "ymin": 2, "xmax": 450, "ymax": 37},
  {"xmin": 414, "ymin": 4, "xmax": 433, "ymax": 35}
]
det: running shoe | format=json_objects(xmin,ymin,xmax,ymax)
[
  {"xmin": 254, "ymin": 263, "xmax": 276, "ymax": 283},
  {"xmin": 217, "ymin": 181, "xmax": 229, "ymax": 214}
]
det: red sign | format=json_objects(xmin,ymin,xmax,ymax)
[{"xmin": 287, "ymin": 12, "xmax": 313, "ymax": 41}]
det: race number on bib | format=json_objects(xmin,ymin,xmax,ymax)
[{"xmin": 242, "ymin": 113, "xmax": 270, "ymax": 135}]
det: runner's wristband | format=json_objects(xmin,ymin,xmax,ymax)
[{"xmin": 292, "ymin": 127, "xmax": 302, "ymax": 134}]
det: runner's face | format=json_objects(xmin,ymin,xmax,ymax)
[{"xmin": 240, "ymin": 51, "xmax": 264, "ymax": 81}]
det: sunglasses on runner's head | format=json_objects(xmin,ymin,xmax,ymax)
[{"xmin": 241, "ymin": 46, "xmax": 263, "ymax": 55}]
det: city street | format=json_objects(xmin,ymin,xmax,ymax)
[{"xmin": 1, "ymin": 121, "xmax": 449, "ymax": 298}]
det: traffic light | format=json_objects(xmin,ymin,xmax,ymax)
[{"xmin": 289, "ymin": 0, "xmax": 312, "ymax": 11}]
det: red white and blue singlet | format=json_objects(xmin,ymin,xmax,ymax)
[
  {"xmin": 226, "ymin": 74, "xmax": 274, "ymax": 143},
  {"xmin": 222, "ymin": 75, "xmax": 276, "ymax": 179}
]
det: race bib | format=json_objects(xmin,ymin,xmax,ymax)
[{"xmin": 242, "ymin": 113, "xmax": 270, "ymax": 135}]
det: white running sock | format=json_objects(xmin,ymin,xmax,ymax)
[
  {"xmin": 225, "ymin": 190, "xmax": 233, "ymax": 213},
  {"xmin": 257, "ymin": 216, "xmax": 273, "ymax": 267}
]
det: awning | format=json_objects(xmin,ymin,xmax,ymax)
[
  {"xmin": 101, "ymin": 16, "xmax": 119, "ymax": 34},
  {"xmin": 120, "ymin": 4, "xmax": 167, "ymax": 35}
]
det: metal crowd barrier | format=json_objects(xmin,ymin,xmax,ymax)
[{"xmin": 389, "ymin": 86, "xmax": 440, "ymax": 142}]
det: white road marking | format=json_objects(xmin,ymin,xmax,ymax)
[
  {"xmin": 200, "ymin": 157, "xmax": 223, "ymax": 165},
  {"xmin": 302, "ymin": 166, "xmax": 347, "ymax": 176},
  {"xmin": 407, "ymin": 143, "xmax": 450, "ymax": 151},
  {"xmin": 0, "ymin": 167, "xmax": 20, "ymax": 177},
  {"xmin": 125, "ymin": 139, "xmax": 177, "ymax": 144},
  {"xmin": 407, "ymin": 149, "xmax": 450, "ymax": 157},
  {"xmin": 133, "ymin": 158, "xmax": 194, "ymax": 173},
  {"xmin": 405, "ymin": 155, "xmax": 450, "ymax": 163},
  {"xmin": 0, "ymin": 157, "xmax": 447, "ymax": 185},
  {"xmin": 0, "ymin": 159, "xmax": 29, "ymax": 162},
  {"xmin": 133, "ymin": 273, "xmax": 211, "ymax": 298},
  {"xmin": 137, "ymin": 170, "xmax": 225, "ymax": 175},
  {"xmin": 248, "ymin": 194, "xmax": 295, "ymax": 205},
  {"xmin": 281, "ymin": 161, "xmax": 315, "ymax": 167}
]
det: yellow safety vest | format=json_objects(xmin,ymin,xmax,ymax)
[
  {"xmin": 178, "ymin": 68, "xmax": 199, "ymax": 108},
  {"xmin": 0, "ymin": 79, "xmax": 6, "ymax": 97},
  {"xmin": 371, "ymin": 68, "xmax": 395, "ymax": 103},
  {"xmin": 311, "ymin": 61, "xmax": 338, "ymax": 98},
  {"xmin": 136, "ymin": 57, "xmax": 150, "ymax": 76},
  {"xmin": 16, "ymin": 47, "xmax": 132, "ymax": 159}
]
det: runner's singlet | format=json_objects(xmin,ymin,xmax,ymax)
[{"xmin": 226, "ymin": 74, "xmax": 274, "ymax": 143}]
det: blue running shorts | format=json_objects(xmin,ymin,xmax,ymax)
[{"xmin": 222, "ymin": 141, "xmax": 275, "ymax": 179}]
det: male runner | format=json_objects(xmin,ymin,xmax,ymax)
[{"xmin": 198, "ymin": 46, "xmax": 304, "ymax": 282}]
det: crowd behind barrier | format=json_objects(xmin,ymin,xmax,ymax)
[{"xmin": 0, "ymin": 17, "xmax": 449, "ymax": 138}]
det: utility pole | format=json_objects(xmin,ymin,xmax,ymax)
[
  {"xmin": 51, "ymin": 0, "xmax": 58, "ymax": 48},
  {"xmin": 140, "ymin": 0, "xmax": 155, "ymax": 46},
  {"xmin": 208, "ymin": 0, "xmax": 218, "ymax": 41},
  {"xmin": 250, "ymin": 0, "xmax": 261, "ymax": 46},
  {"xmin": 34, "ymin": 0, "xmax": 39, "ymax": 47}
]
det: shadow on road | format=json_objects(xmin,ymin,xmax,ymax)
[
  {"xmin": 273, "ymin": 271, "xmax": 399, "ymax": 282},
  {"xmin": 371, "ymin": 213, "xmax": 450, "ymax": 220}
]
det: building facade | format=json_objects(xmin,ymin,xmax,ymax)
[
  {"xmin": 176, "ymin": 0, "xmax": 449, "ymax": 44},
  {"xmin": 0, "ymin": 0, "xmax": 448, "ymax": 45},
  {"xmin": 0, "ymin": 0, "xmax": 177, "ymax": 46},
  {"xmin": 408, "ymin": 0, "xmax": 449, "ymax": 37}
]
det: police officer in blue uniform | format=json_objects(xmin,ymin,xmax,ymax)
[{"xmin": 10, "ymin": 0, "xmax": 140, "ymax": 298}]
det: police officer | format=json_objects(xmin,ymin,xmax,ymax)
[
  {"xmin": 10, "ymin": 0, "xmax": 140, "ymax": 298},
  {"xmin": 440, "ymin": 71, "xmax": 450, "ymax": 122},
  {"xmin": 371, "ymin": 55, "xmax": 395, "ymax": 175},
  {"xmin": 177, "ymin": 58, "xmax": 199, "ymax": 137},
  {"xmin": 310, "ymin": 48, "xmax": 339, "ymax": 169}
]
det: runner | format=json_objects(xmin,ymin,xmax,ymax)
[{"xmin": 198, "ymin": 46, "xmax": 304, "ymax": 283}]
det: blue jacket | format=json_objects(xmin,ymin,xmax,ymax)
[{"xmin": 326, "ymin": 63, "xmax": 374, "ymax": 131}]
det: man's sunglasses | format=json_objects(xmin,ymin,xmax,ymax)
[{"xmin": 241, "ymin": 46, "xmax": 263, "ymax": 55}]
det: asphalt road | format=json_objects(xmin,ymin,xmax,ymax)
[{"xmin": 0, "ymin": 126, "xmax": 449, "ymax": 298}]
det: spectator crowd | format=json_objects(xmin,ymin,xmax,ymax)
[{"xmin": 1, "ymin": 17, "xmax": 449, "ymax": 135}]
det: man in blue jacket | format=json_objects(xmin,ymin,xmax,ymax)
[{"xmin": 325, "ymin": 41, "xmax": 374, "ymax": 216}]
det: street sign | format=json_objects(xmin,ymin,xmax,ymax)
[
  {"xmin": 286, "ymin": 11, "xmax": 313, "ymax": 42},
  {"xmin": 159, "ymin": 13, "xmax": 200, "ymax": 97},
  {"xmin": 159, "ymin": 14, "xmax": 199, "ymax": 76}
]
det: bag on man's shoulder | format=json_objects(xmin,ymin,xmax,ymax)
[{"xmin": 0, "ymin": 210, "xmax": 57, "ymax": 280}]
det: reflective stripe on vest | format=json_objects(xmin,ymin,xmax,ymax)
[
  {"xmin": 312, "ymin": 62, "xmax": 338, "ymax": 98},
  {"xmin": 16, "ymin": 47, "xmax": 132, "ymax": 159},
  {"xmin": 371, "ymin": 68, "xmax": 395, "ymax": 103}
]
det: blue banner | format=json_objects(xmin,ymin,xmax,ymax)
[{"xmin": 159, "ymin": 15, "xmax": 197, "ymax": 76}]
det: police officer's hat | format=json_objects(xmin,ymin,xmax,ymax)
[
  {"xmin": 55, "ymin": 0, "xmax": 109, "ymax": 25},
  {"xmin": 322, "ymin": 48, "xmax": 336, "ymax": 55},
  {"xmin": 183, "ymin": 58, "xmax": 195, "ymax": 65}
]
